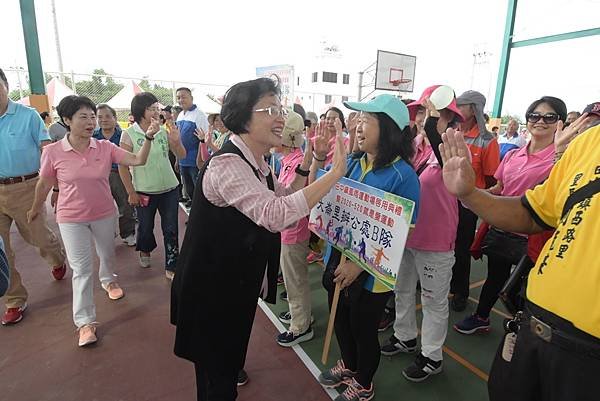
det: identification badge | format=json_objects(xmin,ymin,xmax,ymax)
[{"xmin": 502, "ymin": 332, "xmax": 517, "ymax": 362}]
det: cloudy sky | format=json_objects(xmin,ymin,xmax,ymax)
[{"xmin": 2, "ymin": 0, "xmax": 599, "ymax": 116}]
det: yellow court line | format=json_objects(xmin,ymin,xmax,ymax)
[{"xmin": 442, "ymin": 344, "xmax": 490, "ymax": 382}]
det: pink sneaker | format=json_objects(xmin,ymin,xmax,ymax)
[
  {"xmin": 102, "ymin": 282, "xmax": 124, "ymax": 300},
  {"xmin": 78, "ymin": 324, "xmax": 97, "ymax": 347}
]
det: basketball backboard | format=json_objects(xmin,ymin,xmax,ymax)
[{"xmin": 375, "ymin": 50, "xmax": 416, "ymax": 93}]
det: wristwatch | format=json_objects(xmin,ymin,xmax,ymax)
[{"xmin": 295, "ymin": 165, "xmax": 310, "ymax": 177}]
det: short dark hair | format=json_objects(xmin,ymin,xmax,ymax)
[
  {"xmin": 568, "ymin": 111, "xmax": 581, "ymax": 118},
  {"xmin": 351, "ymin": 112, "xmax": 415, "ymax": 170},
  {"xmin": 131, "ymin": 92, "xmax": 159, "ymax": 123},
  {"xmin": 221, "ymin": 77, "xmax": 281, "ymax": 135},
  {"xmin": 175, "ymin": 87, "xmax": 192, "ymax": 95},
  {"xmin": 56, "ymin": 95, "xmax": 96, "ymax": 131},
  {"xmin": 325, "ymin": 107, "xmax": 346, "ymax": 129},
  {"xmin": 40, "ymin": 111, "xmax": 50, "ymax": 120},
  {"xmin": 96, "ymin": 103, "xmax": 117, "ymax": 118},
  {"xmin": 526, "ymin": 96, "xmax": 567, "ymax": 122},
  {"xmin": 0, "ymin": 68, "xmax": 7, "ymax": 89},
  {"xmin": 293, "ymin": 103, "xmax": 306, "ymax": 120},
  {"xmin": 172, "ymin": 105, "xmax": 183, "ymax": 113},
  {"xmin": 159, "ymin": 114, "xmax": 166, "ymax": 124}
]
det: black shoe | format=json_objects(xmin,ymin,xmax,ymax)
[
  {"xmin": 402, "ymin": 353, "xmax": 442, "ymax": 382},
  {"xmin": 276, "ymin": 327, "xmax": 314, "ymax": 347},
  {"xmin": 280, "ymin": 291, "xmax": 288, "ymax": 302},
  {"xmin": 237, "ymin": 369, "xmax": 248, "ymax": 386},
  {"xmin": 380, "ymin": 335, "xmax": 417, "ymax": 356},
  {"xmin": 451, "ymin": 294, "xmax": 467, "ymax": 312}
]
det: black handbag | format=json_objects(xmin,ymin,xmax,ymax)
[{"xmin": 481, "ymin": 228, "xmax": 528, "ymax": 265}]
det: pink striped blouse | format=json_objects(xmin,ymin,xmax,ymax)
[{"xmin": 202, "ymin": 135, "xmax": 309, "ymax": 232}]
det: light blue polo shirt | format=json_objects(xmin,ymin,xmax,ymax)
[{"xmin": 0, "ymin": 100, "xmax": 50, "ymax": 177}]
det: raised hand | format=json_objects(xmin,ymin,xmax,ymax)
[
  {"xmin": 331, "ymin": 130, "xmax": 348, "ymax": 178},
  {"xmin": 166, "ymin": 120, "xmax": 181, "ymax": 142},
  {"xmin": 146, "ymin": 117, "xmax": 161, "ymax": 138},
  {"xmin": 440, "ymin": 128, "xmax": 476, "ymax": 198},
  {"xmin": 333, "ymin": 117, "xmax": 343, "ymax": 136},
  {"xmin": 300, "ymin": 130, "xmax": 314, "ymax": 169},
  {"xmin": 347, "ymin": 113, "xmax": 359, "ymax": 134},
  {"xmin": 555, "ymin": 112, "xmax": 591, "ymax": 154},
  {"xmin": 194, "ymin": 127, "xmax": 206, "ymax": 141},
  {"xmin": 313, "ymin": 120, "xmax": 330, "ymax": 161},
  {"xmin": 423, "ymin": 97, "xmax": 440, "ymax": 118}
]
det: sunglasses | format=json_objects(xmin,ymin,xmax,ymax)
[{"xmin": 526, "ymin": 112, "xmax": 559, "ymax": 124}]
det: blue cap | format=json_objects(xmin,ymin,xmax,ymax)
[{"xmin": 343, "ymin": 94, "xmax": 410, "ymax": 130}]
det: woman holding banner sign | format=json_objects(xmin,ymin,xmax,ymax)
[
  {"xmin": 171, "ymin": 77, "xmax": 348, "ymax": 401},
  {"xmin": 313, "ymin": 94, "xmax": 420, "ymax": 401},
  {"xmin": 380, "ymin": 85, "xmax": 464, "ymax": 382}
]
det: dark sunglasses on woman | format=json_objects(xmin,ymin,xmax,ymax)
[{"xmin": 526, "ymin": 112, "xmax": 559, "ymax": 124}]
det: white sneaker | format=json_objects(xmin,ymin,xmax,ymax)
[
  {"xmin": 123, "ymin": 234, "xmax": 136, "ymax": 247},
  {"xmin": 139, "ymin": 252, "xmax": 151, "ymax": 268}
]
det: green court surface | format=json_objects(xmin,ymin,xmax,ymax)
[{"xmin": 265, "ymin": 257, "xmax": 507, "ymax": 401}]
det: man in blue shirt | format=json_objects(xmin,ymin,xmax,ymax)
[
  {"xmin": 93, "ymin": 103, "xmax": 136, "ymax": 246},
  {"xmin": 175, "ymin": 87, "xmax": 208, "ymax": 207},
  {"xmin": 0, "ymin": 68, "xmax": 66, "ymax": 325}
]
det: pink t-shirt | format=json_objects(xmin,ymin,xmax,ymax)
[
  {"xmin": 412, "ymin": 134, "xmax": 433, "ymax": 171},
  {"xmin": 407, "ymin": 150, "xmax": 459, "ymax": 252},
  {"xmin": 40, "ymin": 136, "xmax": 129, "ymax": 223},
  {"xmin": 278, "ymin": 149, "xmax": 310, "ymax": 245},
  {"xmin": 494, "ymin": 143, "xmax": 555, "ymax": 197}
]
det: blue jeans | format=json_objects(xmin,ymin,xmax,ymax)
[
  {"xmin": 180, "ymin": 165, "xmax": 199, "ymax": 201},
  {"xmin": 136, "ymin": 188, "xmax": 179, "ymax": 271}
]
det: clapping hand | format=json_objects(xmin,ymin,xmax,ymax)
[
  {"xmin": 440, "ymin": 128, "xmax": 475, "ymax": 198},
  {"xmin": 555, "ymin": 112, "xmax": 591, "ymax": 154}
]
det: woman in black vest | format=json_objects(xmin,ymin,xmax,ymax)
[{"xmin": 171, "ymin": 77, "xmax": 347, "ymax": 401}]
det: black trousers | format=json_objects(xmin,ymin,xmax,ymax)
[
  {"xmin": 328, "ymin": 288, "xmax": 390, "ymax": 387},
  {"xmin": 194, "ymin": 362, "xmax": 238, "ymax": 401},
  {"xmin": 450, "ymin": 203, "xmax": 478, "ymax": 297},
  {"xmin": 488, "ymin": 303, "xmax": 600, "ymax": 401}
]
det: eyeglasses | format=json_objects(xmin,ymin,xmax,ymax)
[
  {"xmin": 254, "ymin": 106, "xmax": 288, "ymax": 119},
  {"xmin": 146, "ymin": 106, "xmax": 161, "ymax": 112},
  {"xmin": 526, "ymin": 112, "xmax": 559, "ymax": 124}
]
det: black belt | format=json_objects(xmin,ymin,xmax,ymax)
[
  {"xmin": 0, "ymin": 172, "xmax": 39, "ymax": 185},
  {"xmin": 525, "ymin": 301, "xmax": 600, "ymax": 360}
]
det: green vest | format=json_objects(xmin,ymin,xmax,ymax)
[{"xmin": 126, "ymin": 126, "xmax": 179, "ymax": 193}]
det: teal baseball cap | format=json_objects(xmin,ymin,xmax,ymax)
[{"xmin": 343, "ymin": 94, "xmax": 410, "ymax": 130}]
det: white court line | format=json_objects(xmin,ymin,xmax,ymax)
[
  {"xmin": 180, "ymin": 204, "xmax": 336, "ymax": 400},
  {"xmin": 258, "ymin": 299, "xmax": 338, "ymax": 401}
]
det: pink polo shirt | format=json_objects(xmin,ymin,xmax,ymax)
[
  {"xmin": 407, "ymin": 150, "xmax": 459, "ymax": 252},
  {"xmin": 494, "ymin": 142, "xmax": 555, "ymax": 197},
  {"xmin": 278, "ymin": 149, "xmax": 310, "ymax": 245},
  {"xmin": 40, "ymin": 136, "xmax": 129, "ymax": 223},
  {"xmin": 412, "ymin": 134, "xmax": 433, "ymax": 171}
]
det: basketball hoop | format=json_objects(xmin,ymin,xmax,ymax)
[{"xmin": 390, "ymin": 79, "xmax": 411, "ymax": 87}]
